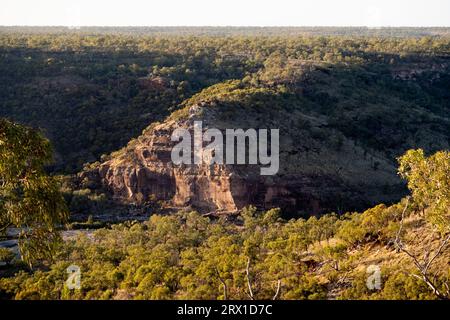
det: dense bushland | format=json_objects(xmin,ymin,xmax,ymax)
[
  {"xmin": 0, "ymin": 150, "xmax": 448, "ymax": 300},
  {"xmin": 1, "ymin": 31, "xmax": 449, "ymax": 172}
]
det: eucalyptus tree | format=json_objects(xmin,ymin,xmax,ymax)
[{"xmin": 0, "ymin": 118, "xmax": 68, "ymax": 268}]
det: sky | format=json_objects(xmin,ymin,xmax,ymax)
[{"xmin": 0, "ymin": 0, "xmax": 449, "ymax": 27}]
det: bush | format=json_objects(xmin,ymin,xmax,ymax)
[{"xmin": 0, "ymin": 248, "xmax": 15, "ymax": 265}]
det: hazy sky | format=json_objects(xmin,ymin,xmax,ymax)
[{"xmin": 1, "ymin": 0, "xmax": 449, "ymax": 27}]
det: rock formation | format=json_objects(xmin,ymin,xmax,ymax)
[{"xmin": 81, "ymin": 102, "xmax": 402, "ymax": 215}]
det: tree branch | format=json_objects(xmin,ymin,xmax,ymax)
[
  {"xmin": 245, "ymin": 257, "xmax": 254, "ymax": 300},
  {"xmin": 394, "ymin": 197, "xmax": 449, "ymax": 300},
  {"xmin": 214, "ymin": 266, "xmax": 228, "ymax": 300},
  {"xmin": 272, "ymin": 279, "xmax": 281, "ymax": 300},
  {"xmin": 424, "ymin": 233, "xmax": 450, "ymax": 274}
]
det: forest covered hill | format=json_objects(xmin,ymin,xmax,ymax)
[{"xmin": 75, "ymin": 55, "xmax": 450, "ymax": 217}]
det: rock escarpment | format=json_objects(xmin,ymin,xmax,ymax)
[
  {"xmin": 81, "ymin": 102, "xmax": 399, "ymax": 215},
  {"xmin": 85, "ymin": 106, "xmax": 326, "ymax": 214}
]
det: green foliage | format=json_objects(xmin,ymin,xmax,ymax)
[
  {"xmin": 0, "ymin": 118, "xmax": 68, "ymax": 267},
  {"xmin": 379, "ymin": 271, "xmax": 436, "ymax": 300},
  {"xmin": 0, "ymin": 209, "xmax": 326, "ymax": 299},
  {"xmin": 340, "ymin": 268, "xmax": 436, "ymax": 300},
  {"xmin": 1, "ymin": 195, "xmax": 448, "ymax": 300},
  {"xmin": 398, "ymin": 149, "xmax": 450, "ymax": 232},
  {"xmin": 336, "ymin": 203, "xmax": 406, "ymax": 246}
]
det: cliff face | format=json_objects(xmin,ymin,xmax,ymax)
[
  {"xmin": 87, "ymin": 107, "xmax": 331, "ymax": 214},
  {"xmin": 89, "ymin": 110, "xmax": 243, "ymax": 213}
]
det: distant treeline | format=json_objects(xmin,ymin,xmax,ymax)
[{"xmin": 1, "ymin": 26, "xmax": 450, "ymax": 37}]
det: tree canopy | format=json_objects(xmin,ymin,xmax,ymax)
[
  {"xmin": 398, "ymin": 149, "xmax": 450, "ymax": 233},
  {"xmin": 0, "ymin": 118, "xmax": 68, "ymax": 267}
]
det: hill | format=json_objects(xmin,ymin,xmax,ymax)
[{"xmin": 77, "ymin": 56, "xmax": 450, "ymax": 216}]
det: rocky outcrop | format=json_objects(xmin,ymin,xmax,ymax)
[
  {"xmin": 80, "ymin": 99, "xmax": 403, "ymax": 216},
  {"xmin": 83, "ymin": 110, "xmax": 243, "ymax": 213}
]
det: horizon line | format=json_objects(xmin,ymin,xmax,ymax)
[{"xmin": 2, "ymin": 25, "xmax": 450, "ymax": 28}]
